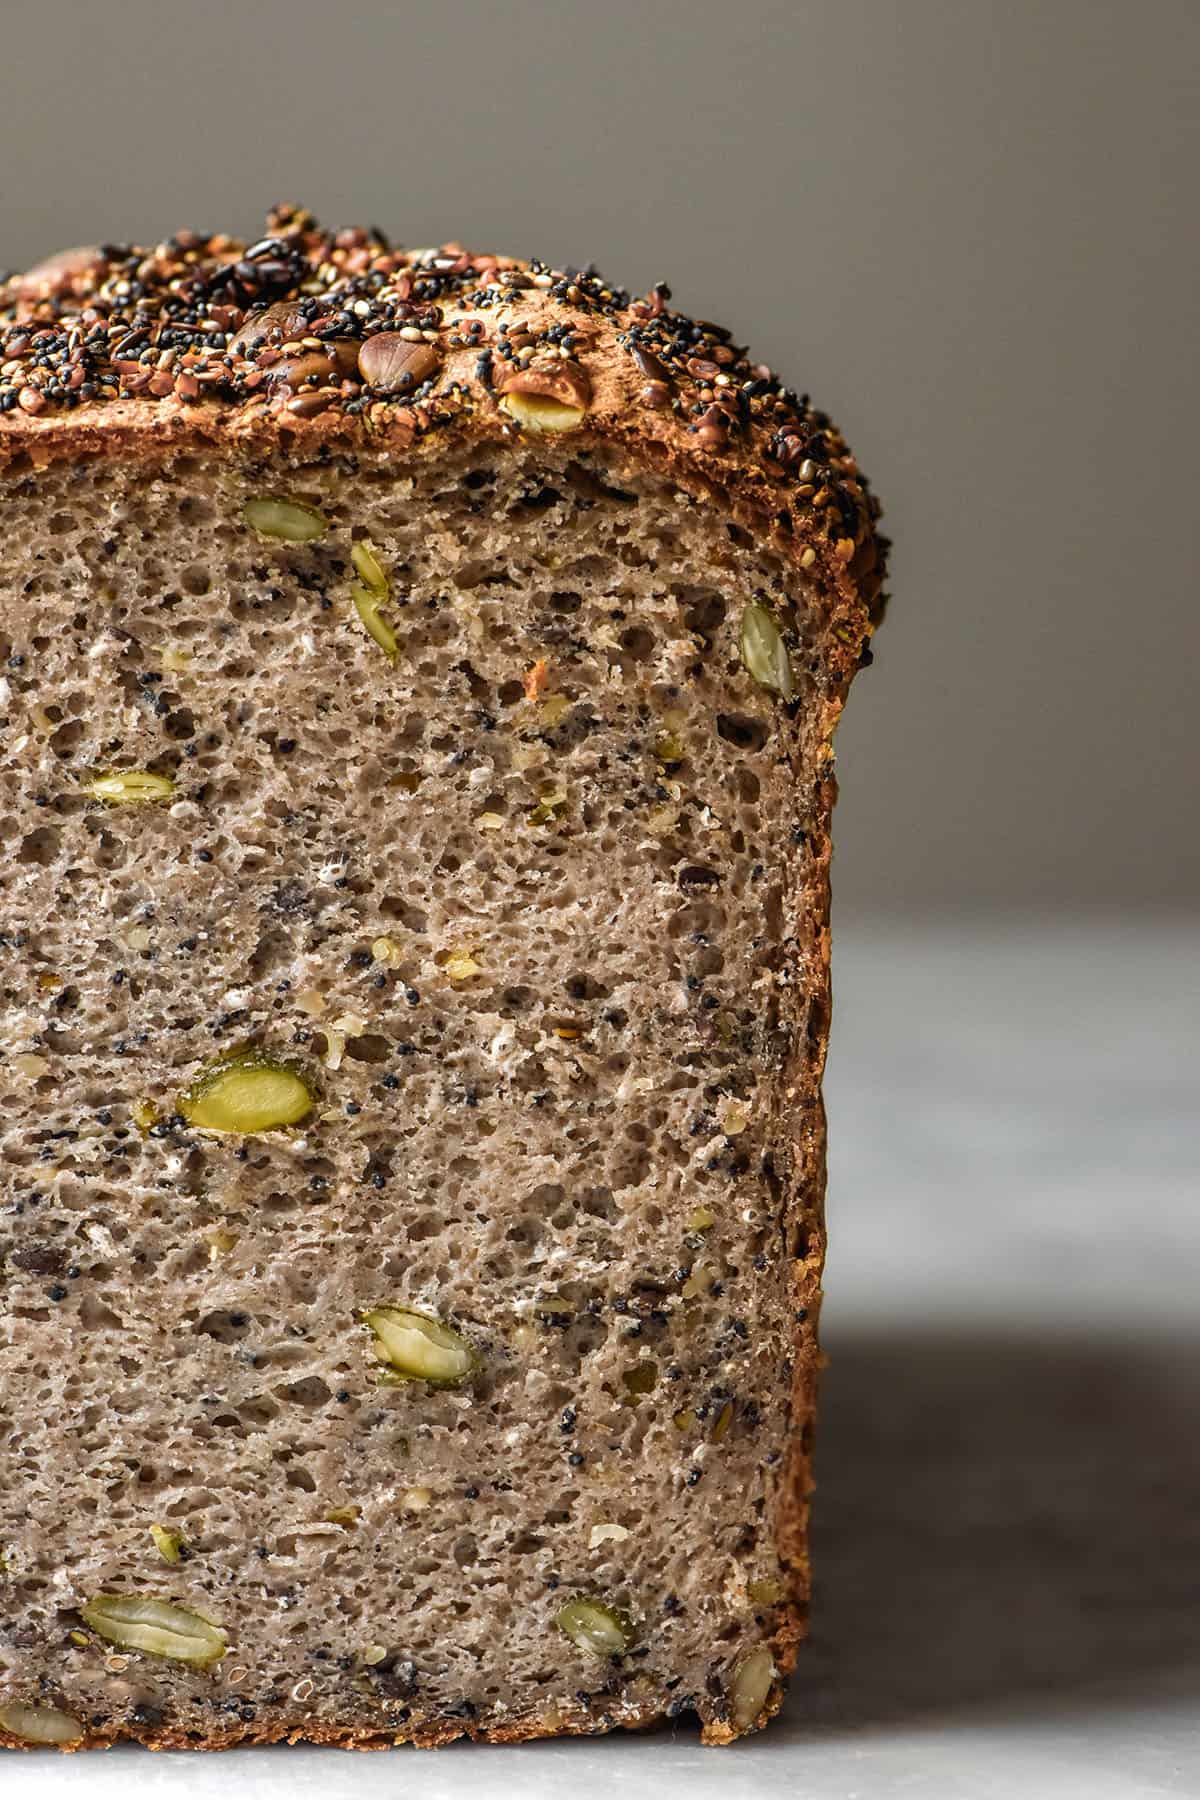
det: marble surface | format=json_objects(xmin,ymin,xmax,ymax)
[{"xmin": 8, "ymin": 924, "xmax": 1199, "ymax": 1798}]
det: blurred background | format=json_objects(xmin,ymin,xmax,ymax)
[
  {"xmin": 4, "ymin": 0, "xmax": 1197, "ymax": 919},
  {"xmin": 2, "ymin": 4, "xmax": 1197, "ymax": 1793}
]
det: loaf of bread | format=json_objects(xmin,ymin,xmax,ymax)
[{"xmin": 0, "ymin": 207, "xmax": 885, "ymax": 1750}]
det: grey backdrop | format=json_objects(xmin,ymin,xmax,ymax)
[{"xmin": 3, "ymin": 0, "xmax": 1196, "ymax": 916}]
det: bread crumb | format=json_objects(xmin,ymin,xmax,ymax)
[
  {"xmin": 588, "ymin": 1523, "xmax": 630, "ymax": 1549},
  {"xmin": 325, "ymin": 1012, "xmax": 366, "ymax": 1070}
]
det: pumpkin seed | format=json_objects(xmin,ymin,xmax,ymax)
[
  {"xmin": 622, "ymin": 1362, "xmax": 658, "ymax": 1404},
  {"xmin": 739, "ymin": 603, "xmax": 794, "ymax": 700},
  {"xmin": 555, "ymin": 1596, "xmax": 635, "ymax": 1657},
  {"xmin": 350, "ymin": 539, "xmax": 389, "ymax": 594},
  {"xmin": 132, "ymin": 1099, "xmax": 159, "ymax": 1135},
  {"xmin": 79, "ymin": 1594, "xmax": 227, "ymax": 1667},
  {"xmin": 527, "ymin": 786, "xmax": 568, "ymax": 827},
  {"xmin": 149, "ymin": 1523, "xmax": 183, "ymax": 1565},
  {"xmin": 179, "ymin": 1048, "xmax": 314, "ymax": 1135},
  {"xmin": 350, "ymin": 581, "xmax": 399, "ymax": 663},
  {"xmin": 85, "ymin": 770, "xmax": 175, "ymax": 805},
  {"xmin": 731, "ymin": 1644, "xmax": 777, "ymax": 1728},
  {"xmin": 243, "ymin": 497, "xmax": 327, "ymax": 542},
  {"xmin": 0, "ymin": 1702, "xmax": 84, "ymax": 1745},
  {"xmin": 325, "ymin": 1505, "xmax": 360, "ymax": 1528},
  {"xmin": 362, "ymin": 1304, "xmax": 478, "ymax": 1388}
]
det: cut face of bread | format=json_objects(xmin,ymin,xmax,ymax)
[{"xmin": 0, "ymin": 216, "xmax": 885, "ymax": 1750}]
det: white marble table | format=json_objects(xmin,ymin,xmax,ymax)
[{"xmin": 10, "ymin": 925, "xmax": 1199, "ymax": 1798}]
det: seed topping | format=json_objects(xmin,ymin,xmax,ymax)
[{"xmin": 0, "ymin": 205, "xmax": 885, "ymax": 619}]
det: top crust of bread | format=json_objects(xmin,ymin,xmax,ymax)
[{"xmin": 0, "ymin": 206, "xmax": 886, "ymax": 684}]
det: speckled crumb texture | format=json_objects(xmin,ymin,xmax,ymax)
[{"xmin": 0, "ymin": 211, "xmax": 885, "ymax": 1752}]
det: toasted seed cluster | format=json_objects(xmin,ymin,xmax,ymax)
[
  {"xmin": 0, "ymin": 205, "xmax": 886, "ymax": 633},
  {"xmin": 0, "ymin": 208, "xmax": 880, "ymax": 1753}
]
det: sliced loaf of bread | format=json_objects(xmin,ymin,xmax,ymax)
[{"xmin": 0, "ymin": 208, "xmax": 886, "ymax": 1749}]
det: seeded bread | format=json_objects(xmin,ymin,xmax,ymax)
[{"xmin": 0, "ymin": 207, "xmax": 886, "ymax": 1751}]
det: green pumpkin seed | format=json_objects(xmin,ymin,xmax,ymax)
[
  {"xmin": 0, "ymin": 1702, "xmax": 84, "ymax": 1745},
  {"xmin": 555, "ymin": 1595, "xmax": 635, "ymax": 1657},
  {"xmin": 739, "ymin": 603, "xmax": 794, "ymax": 700},
  {"xmin": 149, "ymin": 1523, "xmax": 183, "ymax": 1565},
  {"xmin": 362, "ymin": 1304, "xmax": 478, "ymax": 1387},
  {"xmin": 351, "ymin": 539, "xmax": 389, "ymax": 594},
  {"xmin": 527, "ymin": 786, "xmax": 568, "ymax": 827},
  {"xmin": 243, "ymin": 497, "xmax": 327, "ymax": 542},
  {"xmin": 85, "ymin": 770, "xmax": 176, "ymax": 805},
  {"xmin": 79, "ymin": 1594, "xmax": 227, "ymax": 1667},
  {"xmin": 180, "ymin": 1048, "xmax": 314, "ymax": 1135},
  {"xmin": 731, "ymin": 1645, "xmax": 778, "ymax": 1727},
  {"xmin": 622, "ymin": 1362, "xmax": 658, "ymax": 1404},
  {"xmin": 350, "ymin": 581, "xmax": 399, "ymax": 663},
  {"xmin": 747, "ymin": 1577, "xmax": 785, "ymax": 1606}
]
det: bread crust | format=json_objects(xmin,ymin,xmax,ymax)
[
  {"xmin": 0, "ymin": 208, "xmax": 886, "ymax": 683},
  {"xmin": 0, "ymin": 208, "xmax": 878, "ymax": 1750}
]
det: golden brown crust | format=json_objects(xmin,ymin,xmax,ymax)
[
  {"xmin": 0, "ymin": 1674, "xmax": 791, "ymax": 1749},
  {"xmin": 0, "ymin": 204, "xmax": 887, "ymax": 682}
]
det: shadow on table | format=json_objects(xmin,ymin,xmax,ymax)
[{"xmin": 782, "ymin": 1327, "xmax": 1200, "ymax": 1732}]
